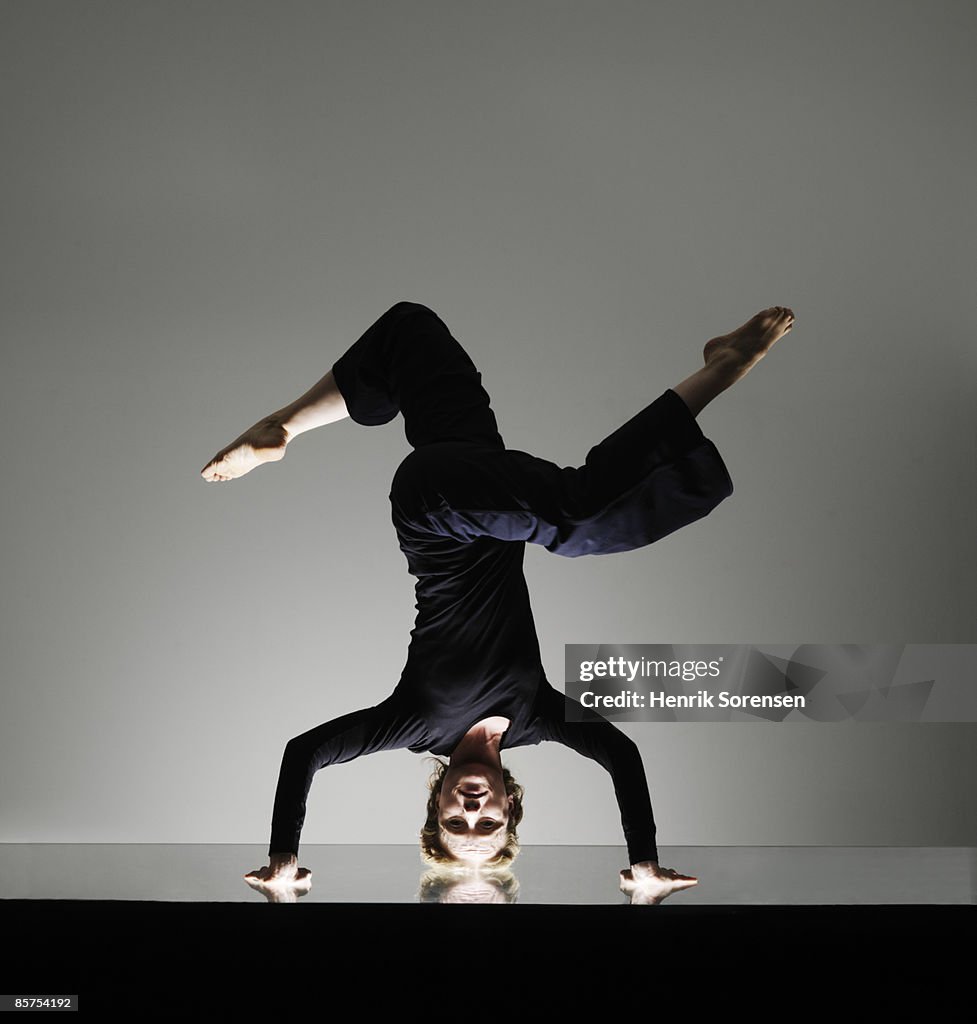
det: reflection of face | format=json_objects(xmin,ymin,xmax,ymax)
[
  {"xmin": 437, "ymin": 761, "xmax": 514, "ymax": 864},
  {"xmin": 418, "ymin": 866, "xmax": 520, "ymax": 904},
  {"xmin": 438, "ymin": 877, "xmax": 510, "ymax": 904}
]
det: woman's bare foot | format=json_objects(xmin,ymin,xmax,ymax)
[
  {"xmin": 201, "ymin": 417, "xmax": 289, "ymax": 482},
  {"xmin": 619, "ymin": 861, "xmax": 698, "ymax": 905},
  {"xmin": 703, "ymin": 306, "xmax": 795, "ymax": 384},
  {"xmin": 671, "ymin": 306, "xmax": 796, "ymax": 418}
]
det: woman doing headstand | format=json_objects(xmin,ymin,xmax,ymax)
[{"xmin": 201, "ymin": 300, "xmax": 795, "ymax": 903}]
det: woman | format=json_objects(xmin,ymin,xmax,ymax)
[{"xmin": 201, "ymin": 299, "xmax": 794, "ymax": 903}]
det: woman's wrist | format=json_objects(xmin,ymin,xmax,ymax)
[{"xmin": 631, "ymin": 860, "xmax": 660, "ymax": 875}]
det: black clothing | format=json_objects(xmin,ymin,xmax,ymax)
[{"xmin": 268, "ymin": 301, "xmax": 734, "ymax": 865}]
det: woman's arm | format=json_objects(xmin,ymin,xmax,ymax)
[
  {"xmin": 244, "ymin": 695, "xmax": 419, "ymax": 892},
  {"xmin": 535, "ymin": 683, "xmax": 659, "ymax": 866},
  {"xmin": 266, "ymin": 695, "xmax": 418, "ymax": 858},
  {"xmin": 536, "ymin": 684, "xmax": 699, "ymax": 900}
]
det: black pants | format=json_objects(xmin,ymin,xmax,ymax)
[{"xmin": 332, "ymin": 301, "xmax": 734, "ymax": 562}]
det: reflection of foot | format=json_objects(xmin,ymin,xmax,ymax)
[
  {"xmin": 619, "ymin": 865, "xmax": 698, "ymax": 905},
  {"xmin": 201, "ymin": 418, "xmax": 289, "ymax": 482},
  {"xmin": 703, "ymin": 307, "xmax": 795, "ymax": 384}
]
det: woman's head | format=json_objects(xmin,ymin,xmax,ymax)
[{"xmin": 420, "ymin": 757, "xmax": 524, "ymax": 867}]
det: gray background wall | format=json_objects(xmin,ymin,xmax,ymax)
[{"xmin": 2, "ymin": 0, "xmax": 975, "ymax": 852}]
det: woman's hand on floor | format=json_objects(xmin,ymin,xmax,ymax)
[
  {"xmin": 244, "ymin": 853, "xmax": 312, "ymax": 901},
  {"xmin": 619, "ymin": 861, "xmax": 698, "ymax": 905}
]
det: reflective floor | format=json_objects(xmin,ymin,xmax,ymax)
[{"xmin": 1, "ymin": 844, "xmax": 973, "ymax": 904}]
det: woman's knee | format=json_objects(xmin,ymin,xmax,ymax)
[
  {"xmin": 389, "ymin": 448, "xmax": 433, "ymax": 512},
  {"xmin": 387, "ymin": 299, "xmax": 437, "ymax": 320}
]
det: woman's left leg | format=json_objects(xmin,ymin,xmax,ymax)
[
  {"xmin": 392, "ymin": 306, "xmax": 796, "ymax": 557},
  {"xmin": 392, "ymin": 388, "xmax": 733, "ymax": 558}
]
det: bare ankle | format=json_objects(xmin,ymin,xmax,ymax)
[{"xmin": 672, "ymin": 364, "xmax": 733, "ymax": 417}]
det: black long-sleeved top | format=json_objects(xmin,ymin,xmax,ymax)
[{"xmin": 268, "ymin": 533, "xmax": 659, "ymax": 865}]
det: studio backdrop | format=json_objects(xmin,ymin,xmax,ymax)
[{"xmin": 1, "ymin": 0, "xmax": 974, "ymax": 851}]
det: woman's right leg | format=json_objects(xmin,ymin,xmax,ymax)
[{"xmin": 200, "ymin": 299, "xmax": 501, "ymax": 481}]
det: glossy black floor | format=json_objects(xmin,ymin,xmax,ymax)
[{"xmin": 4, "ymin": 846, "xmax": 974, "ymax": 1013}]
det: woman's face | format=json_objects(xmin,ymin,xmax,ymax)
[{"xmin": 437, "ymin": 761, "xmax": 514, "ymax": 863}]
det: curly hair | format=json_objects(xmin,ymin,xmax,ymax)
[{"xmin": 419, "ymin": 757, "xmax": 524, "ymax": 867}]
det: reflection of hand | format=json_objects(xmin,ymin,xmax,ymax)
[
  {"xmin": 619, "ymin": 861, "xmax": 698, "ymax": 905},
  {"xmin": 244, "ymin": 854, "xmax": 312, "ymax": 903}
]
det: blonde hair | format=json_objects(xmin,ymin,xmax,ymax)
[{"xmin": 419, "ymin": 757, "xmax": 524, "ymax": 867}]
